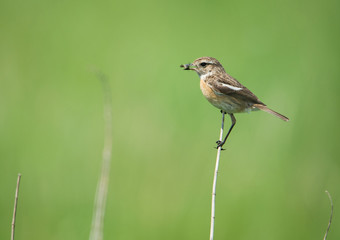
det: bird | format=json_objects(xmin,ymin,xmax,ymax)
[{"xmin": 180, "ymin": 56, "xmax": 289, "ymax": 149}]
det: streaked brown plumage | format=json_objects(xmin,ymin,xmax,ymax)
[{"xmin": 181, "ymin": 56, "xmax": 289, "ymax": 148}]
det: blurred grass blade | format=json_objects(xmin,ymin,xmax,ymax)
[
  {"xmin": 323, "ymin": 190, "xmax": 333, "ymax": 240},
  {"xmin": 11, "ymin": 174, "xmax": 21, "ymax": 240},
  {"xmin": 89, "ymin": 73, "xmax": 113, "ymax": 240}
]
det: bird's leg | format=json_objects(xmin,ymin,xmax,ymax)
[{"xmin": 216, "ymin": 113, "xmax": 236, "ymax": 149}]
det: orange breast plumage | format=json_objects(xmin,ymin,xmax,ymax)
[{"xmin": 200, "ymin": 79, "xmax": 248, "ymax": 113}]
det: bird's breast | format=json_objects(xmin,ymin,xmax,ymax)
[
  {"xmin": 199, "ymin": 79, "xmax": 248, "ymax": 113},
  {"xmin": 200, "ymin": 79, "xmax": 218, "ymax": 101}
]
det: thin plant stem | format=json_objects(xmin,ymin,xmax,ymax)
[
  {"xmin": 11, "ymin": 173, "xmax": 22, "ymax": 240},
  {"xmin": 209, "ymin": 112, "xmax": 225, "ymax": 240},
  {"xmin": 323, "ymin": 190, "xmax": 333, "ymax": 240},
  {"xmin": 89, "ymin": 73, "xmax": 113, "ymax": 240}
]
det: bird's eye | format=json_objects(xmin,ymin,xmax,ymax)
[{"xmin": 200, "ymin": 62, "xmax": 207, "ymax": 67}]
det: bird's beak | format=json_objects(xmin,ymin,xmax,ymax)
[{"xmin": 180, "ymin": 63, "xmax": 196, "ymax": 70}]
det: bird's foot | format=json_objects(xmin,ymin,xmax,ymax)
[{"xmin": 216, "ymin": 140, "xmax": 226, "ymax": 150}]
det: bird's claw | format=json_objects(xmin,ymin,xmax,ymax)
[{"xmin": 216, "ymin": 140, "xmax": 226, "ymax": 150}]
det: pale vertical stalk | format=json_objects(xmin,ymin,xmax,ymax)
[
  {"xmin": 89, "ymin": 74, "xmax": 113, "ymax": 240},
  {"xmin": 323, "ymin": 190, "xmax": 333, "ymax": 240},
  {"xmin": 209, "ymin": 112, "xmax": 225, "ymax": 240},
  {"xmin": 11, "ymin": 173, "xmax": 21, "ymax": 240}
]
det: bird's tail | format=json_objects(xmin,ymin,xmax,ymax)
[{"xmin": 253, "ymin": 104, "xmax": 289, "ymax": 122}]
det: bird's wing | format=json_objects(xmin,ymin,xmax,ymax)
[{"xmin": 209, "ymin": 74, "xmax": 264, "ymax": 105}]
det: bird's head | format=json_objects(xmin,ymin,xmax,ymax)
[{"xmin": 180, "ymin": 57, "xmax": 226, "ymax": 77}]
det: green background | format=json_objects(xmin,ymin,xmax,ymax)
[{"xmin": 1, "ymin": 0, "xmax": 339, "ymax": 239}]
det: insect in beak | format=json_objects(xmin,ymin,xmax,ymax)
[{"xmin": 180, "ymin": 63, "xmax": 195, "ymax": 70}]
